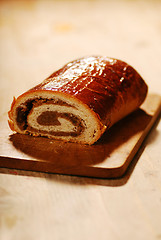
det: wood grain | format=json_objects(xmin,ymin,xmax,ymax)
[
  {"xmin": 0, "ymin": 1, "xmax": 161, "ymax": 240},
  {"xmin": 0, "ymin": 94, "xmax": 160, "ymax": 178}
]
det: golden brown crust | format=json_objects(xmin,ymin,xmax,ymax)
[
  {"xmin": 8, "ymin": 119, "xmax": 15, "ymax": 131},
  {"xmin": 8, "ymin": 97, "xmax": 16, "ymax": 120},
  {"xmin": 27, "ymin": 56, "xmax": 148, "ymax": 126}
]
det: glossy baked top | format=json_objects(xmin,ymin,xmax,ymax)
[{"xmin": 30, "ymin": 56, "xmax": 147, "ymax": 125}]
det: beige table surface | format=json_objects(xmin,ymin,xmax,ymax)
[{"xmin": 0, "ymin": 0, "xmax": 161, "ymax": 239}]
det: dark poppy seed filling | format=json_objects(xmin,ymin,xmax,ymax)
[{"xmin": 16, "ymin": 98, "xmax": 85, "ymax": 137}]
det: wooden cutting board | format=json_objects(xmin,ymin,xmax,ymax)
[{"xmin": 0, "ymin": 93, "xmax": 160, "ymax": 178}]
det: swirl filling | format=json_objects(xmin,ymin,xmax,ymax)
[{"xmin": 16, "ymin": 98, "xmax": 85, "ymax": 137}]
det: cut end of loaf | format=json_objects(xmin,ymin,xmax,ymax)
[{"xmin": 8, "ymin": 91, "xmax": 106, "ymax": 145}]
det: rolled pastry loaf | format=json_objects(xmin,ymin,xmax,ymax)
[{"xmin": 8, "ymin": 56, "xmax": 148, "ymax": 145}]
